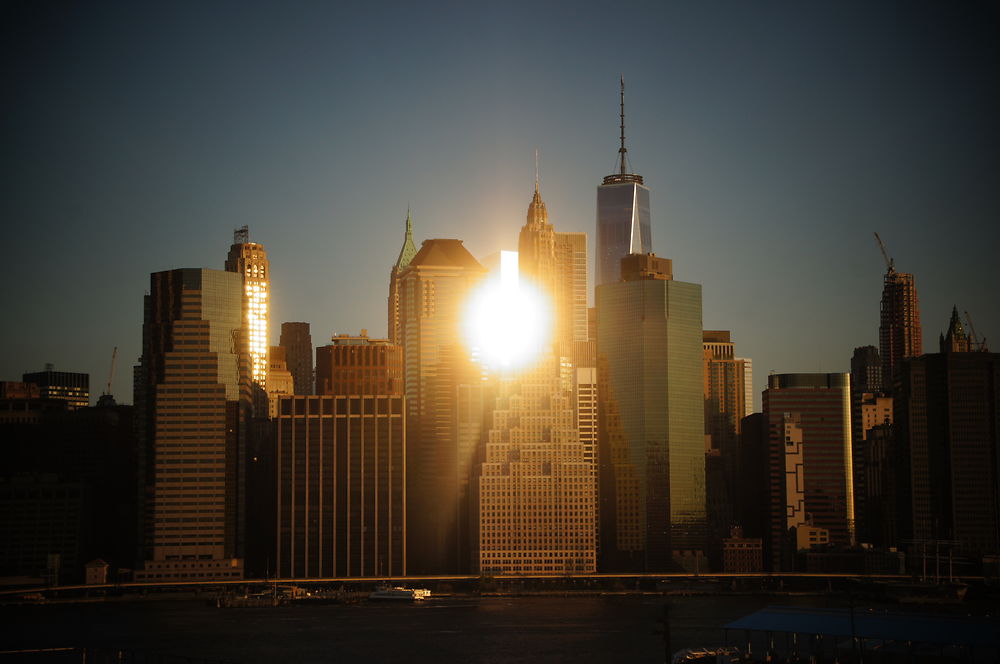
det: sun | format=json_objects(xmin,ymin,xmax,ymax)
[{"xmin": 463, "ymin": 251, "xmax": 552, "ymax": 371}]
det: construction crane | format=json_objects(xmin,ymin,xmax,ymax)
[
  {"xmin": 873, "ymin": 232, "xmax": 894, "ymax": 273},
  {"xmin": 964, "ymin": 311, "xmax": 988, "ymax": 352},
  {"xmin": 105, "ymin": 346, "xmax": 118, "ymax": 396}
]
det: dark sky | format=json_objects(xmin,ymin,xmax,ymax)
[{"xmin": 2, "ymin": 1, "xmax": 998, "ymax": 405}]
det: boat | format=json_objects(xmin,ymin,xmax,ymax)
[{"xmin": 368, "ymin": 586, "xmax": 431, "ymax": 601}]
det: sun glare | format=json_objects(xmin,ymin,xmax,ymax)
[{"xmin": 463, "ymin": 251, "xmax": 552, "ymax": 371}]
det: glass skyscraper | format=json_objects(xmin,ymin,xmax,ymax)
[
  {"xmin": 596, "ymin": 78, "xmax": 652, "ymax": 287},
  {"xmin": 597, "ymin": 254, "xmax": 705, "ymax": 572}
]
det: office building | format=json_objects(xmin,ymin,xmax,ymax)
[
  {"xmin": 597, "ymin": 253, "xmax": 705, "ymax": 571},
  {"xmin": 275, "ymin": 394, "xmax": 405, "ymax": 578},
  {"xmin": 134, "ymin": 268, "xmax": 248, "ymax": 582},
  {"xmin": 397, "ymin": 238, "xmax": 487, "ymax": 573},
  {"xmin": 387, "ymin": 210, "xmax": 418, "ymax": 345},
  {"xmin": 225, "ymin": 226, "xmax": 270, "ymax": 388},
  {"xmin": 316, "ymin": 332, "xmax": 403, "ymax": 397},
  {"xmin": 596, "ymin": 78, "xmax": 651, "ymax": 287},
  {"xmin": 517, "ymin": 182, "xmax": 588, "ymax": 345},
  {"xmin": 763, "ymin": 373, "xmax": 854, "ymax": 571},
  {"xmin": 479, "ymin": 356, "xmax": 597, "ymax": 575},
  {"xmin": 851, "ymin": 346, "xmax": 883, "ymax": 394},
  {"xmin": 279, "ymin": 322, "xmax": 313, "ymax": 395},
  {"xmin": 703, "ymin": 330, "xmax": 751, "ymax": 568},
  {"xmin": 895, "ymin": 308, "xmax": 1000, "ymax": 560},
  {"xmin": 266, "ymin": 346, "xmax": 295, "ymax": 418},
  {"xmin": 22, "ymin": 367, "xmax": 89, "ymax": 410},
  {"xmin": 722, "ymin": 527, "xmax": 763, "ymax": 573},
  {"xmin": 879, "ymin": 268, "xmax": 922, "ymax": 387}
]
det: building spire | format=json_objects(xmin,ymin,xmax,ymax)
[
  {"xmin": 534, "ymin": 148, "xmax": 539, "ymax": 194},
  {"xmin": 394, "ymin": 208, "xmax": 418, "ymax": 270},
  {"xmin": 619, "ymin": 74, "xmax": 627, "ymax": 175}
]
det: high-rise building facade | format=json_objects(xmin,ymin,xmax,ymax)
[
  {"xmin": 851, "ymin": 345, "xmax": 883, "ymax": 394},
  {"xmin": 879, "ymin": 268, "xmax": 922, "ymax": 387},
  {"xmin": 225, "ymin": 226, "xmax": 270, "ymax": 388},
  {"xmin": 702, "ymin": 330, "xmax": 751, "ymax": 569},
  {"xmin": 275, "ymin": 394, "xmax": 405, "ymax": 578},
  {"xmin": 134, "ymin": 268, "xmax": 248, "ymax": 582},
  {"xmin": 597, "ymin": 253, "xmax": 705, "ymax": 571},
  {"xmin": 895, "ymin": 309, "xmax": 1000, "ymax": 559},
  {"xmin": 479, "ymin": 357, "xmax": 597, "ymax": 575},
  {"xmin": 315, "ymin": 332, "xmax": 403, "ymax": 397},
  {"xmin": 266, "ymin": 346, "xmax": 295, "ymax": 418},
  {"xmin": 388, "ymin": 210, "xmax": 418, "ymax": 345},
  {"xmin": 22, "ymin": 367, "xmax": 89, "ymax": 410},
  {"xmin": 596, "ymin": 79, "xmax": 651, "ymax": 287},
  {"xmin": 279, "ymin": 322, "xmax": 313, "ymax": 395},
  {"xmin": 517, "ymin": 184, "xmax": 588, "ymax": 345},
  {"xmin": 397, "ymin": 239, "xmax": 486, "ymax": 573},
  {"xmin": 763, "ymin": 373, "xmax": 854, "ymax": 571}
]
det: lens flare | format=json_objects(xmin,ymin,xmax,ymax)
[{"xmin": 463, "ymin": 251, "xmax": 552, "ymax": 371}]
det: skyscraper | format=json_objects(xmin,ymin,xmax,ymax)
[
  {"xmin": 597, "ymin": 253, "xmax": 705, "ymax": 571},
  {"xmin": 895, "ymin": 308, "xmax": 1000, "ymax": 560},
  {"xmin": 22, "ymin": 366, "xmax": 89, "ymax": 410},
  {"xmin": 479, "ymin": 356, "xmax": 597, "ymax": 575},
  {"xmin": 517, "ymin": 181, "xmax": 588, "ymax": 345},
  {"xmin": 134, "ymin": 268, "xmax": 248, "ymax": 582},
  {"xmin": 275, "ymin": 392, "xmax": 405, "ymax": 578},
  {"xmin": 879, "ymin": 267, "xmax": 922, "ymax": 388},
  {"xmin": 596, "ymin": 78, "xmax": 651, "ymax": 287},
  {"xmin": 397, "ymin": 238, "xmax": 486, "ymax": 573},
  {"xmin": 763, "ymin": 373, "xmax": 854, "ymax": 571},
  {"xmin": 388, "ymin": 210, "xmax": 418, "ymax": 345},
  {"xmin": 225, "ymin": 226, "xmax": 270, "ymax": 388},
  {"xmin": 315, "ymin": 332, "xmax": 403, "ymax": 397},
  {"xmin": 702, "ymin": 330, "xmax": 751, "ymax": 567},
  {"xmin": 279, "ymin": 322, "xmax": 313, "ymax": 395}
]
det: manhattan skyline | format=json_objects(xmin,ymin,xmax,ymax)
[{"xmin": 2, "ymin": 1, "xmax": 998, "ymax": 406}]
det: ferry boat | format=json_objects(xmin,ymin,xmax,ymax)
[{"xmin": 368, "ymin": 586, "xmax": 431, "ymax": 601}]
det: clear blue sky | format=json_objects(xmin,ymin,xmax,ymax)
[{"xmin": 2, "ymin": 1, "xmax": 998, "ymax": 406}]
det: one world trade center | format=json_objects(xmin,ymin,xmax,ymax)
[{"xmin": 596, "ymin": 77, "xmax": 652, "ymax": 287}]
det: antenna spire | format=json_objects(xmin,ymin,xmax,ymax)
[
  {"xmin": 619, "ymin": 74, "xmax": 627, "ymax": 175},
  {"xmin": 534, "ymin": 148, "xmax": 539, "ymax": 193}
]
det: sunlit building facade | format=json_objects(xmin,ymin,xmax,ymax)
[
  {"xmin": 517, "ymin": 184, "xmax": 588, "ymax": 345},
  {"xmin": 397, "ymin": 238, "xmax": 486, "ymax": 574},
  {"xmin": 479, "ymin": 357, "xmax": 597, "ymax": 575},
  {"xmin": 388, "ymin": 210, "xmax": 418, "ymax": 345},
  {"xmin": 134, "ymin": 268, "xmax": 248, "ymax": 582},
  {"xmin": 275, "ymin": 394, "xmax": 405, "ymax": 578},
  {"xmin": 597, "ymin": 253, "xmax": 705, "ymax": 571},
  {"xmin": 225, "ymin": 226, "xmax": 269, "ymax": 388}
]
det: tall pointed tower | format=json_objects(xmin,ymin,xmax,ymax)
[
  {"xmin": 596, "ymin": 77, "xmax": 651, "ymax": 288},
  {"xmin": 388, "ymin": 210, "xmax": 418, "ymax": 344},
  {"xmin": 519, "ymin": 171, "xmax": 588, "ymax": 345}
]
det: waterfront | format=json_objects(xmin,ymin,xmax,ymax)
[
  {"xmin": 8, "ymin": 592, "xmax": 995, "ymax": 663},
  {"xmin": 1, "ymin": 594, "xmax": 815, "ymax": 663}
]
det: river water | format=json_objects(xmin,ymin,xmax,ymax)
[{"xmin": 0, "ymin": 593, "xmax": 962, "ymax": 663}]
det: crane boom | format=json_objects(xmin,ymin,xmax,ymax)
[
  {"xmin": 873, "ymin": 232, "xmax": 894, "ymax": 273},
  {"xmin": 965, "ymin": 311, "xmax": 987, "ymax": 352},
  {"xmin": 106, "ymin": 346, "xmax": 118, "ymax": 395}
]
